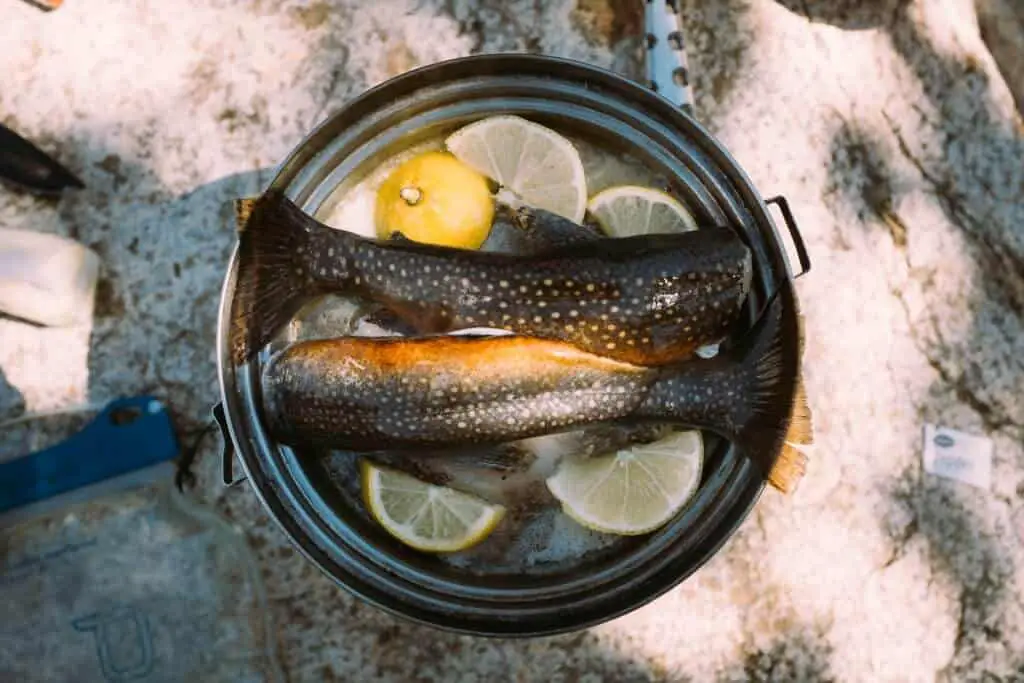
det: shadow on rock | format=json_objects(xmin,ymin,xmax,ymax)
[
  {"xmin": 277, "ymin": 604, "xmax": 695, "ymax": 683},
  {"xmin": 821, "ymin": 121, "xmax": 905, "ymax": 251},
  {"xmin": 675, "ymin": 0, "xmax": 758, "ymax": 124},
  {"xmin": 0, "ymin": 364, "xmax": 90, "ymax": 461},
  {"xmin": 974, "ymin": 0, "xmax": 1024, "ymax": 115},
  {"xmin": 71, "ymin": 162, "xmax": 268, "ymax": 446},
  {"xmin": 774, "ymin": 0, "xmax": 910, "ymax": 30},
  {"xmin": 885, "ymin": 2, "xmax": 1024, "ymax": 325},
  {"xmin": 0, "ymin": 130, "xmax": 260, "ymax": 468},
  {"xmin": 0, "ymin": 367, "xmax": 25, "ymax": 423},
  {"xmin": 780, "ymin": 0, "xmax": 1024, "ymax": 348},
  {"xmin": 886, "ymin": 471, "xmax": 1020, "ymax": 678},
  {"xmin": 0, "ymin": 367, "xmax": 27, "ymax": 458},
  {"xmin": 257, "ymin": 565, "xmax": 837, "ymax": 683},
  {"xmin": 718, "ymin": 628, "xmax": 835, "ymax": 683},
  {"xmin": 809, "ymin": 0, "xmax": 1024, "ymax": 677}
]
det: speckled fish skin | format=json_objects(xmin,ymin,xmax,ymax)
[
  {"xmin": 353, "ymin": 205, "xmax": 608, "ymax": 334},
  {"xmin": 261, "ymin": 335, "xmax": 652, "ymax": 451},
  {"xmin": 230, "ymin": 190, "xmax": 752, "ymax": 365},
  {"xmin": 261, "ymin": 288, "xmax": 806, "ymax": 487}
]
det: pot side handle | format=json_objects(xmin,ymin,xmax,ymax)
[
  {"xmin": 173, "ymin": 402, "xmax": 247, "ymax": 490},
  {"xmin": 765, "ymin": 195, "xmax": 812, "ymax": 279},
  {"xmin": 211, "ymin": 402, "xmax": 248, "ymax": 487}
]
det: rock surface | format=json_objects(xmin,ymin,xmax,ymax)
[
  {"xmin": 975, "ymin": 0, "xmax": 1024, "ymax": 115},
  {"xmin": 1, "ymin": 0, "xmax": 1023, "ymax": 681}
]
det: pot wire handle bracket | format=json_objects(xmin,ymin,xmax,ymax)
[
  {"xmin": 644, "ymin": 0, "xmax": 695, "ymax": 117},
  {"xmin": 764, "ymin": 195, "xmax": 812, "ymax": 279},
  {"xmin": 174, "ymin": 402, "xmax": 246, "ymax": 489},
  {"xmin": 212, "ymin": 402, "xmax": 247, "ymax": 487}
]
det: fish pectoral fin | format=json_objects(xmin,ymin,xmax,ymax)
[
  {"xmin": 513, "ymin": 206, "xmax": 601, "ymax": 239},
  {"xmin": 354, "ymin": 303, "xmax": 423, "ymax": 336},
  {"xmin": 474, "ymin": 444, "xmax": 536, "ymax": 472},
  {"xmin": 417, "ymin": 444, "xmax": 534, "ymax": 474},
  {"xmin": 575, "ymin": 422, "xmax": 673, "ymax": 458}
]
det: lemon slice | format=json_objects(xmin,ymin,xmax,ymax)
[
  {"xmin": 445, "ymin": 115, "xmax": 587, "ymax": 222},
  {"xmin": 545, "ymin": 430, "xmax": 703, "ymax": 535},
  {"xmin": 361, "ymin": 460, "xmax": 506, "ymax": 552},
  {"xmin": 587, "ymin": 185, "xmax": 699, "ymax": 237}
]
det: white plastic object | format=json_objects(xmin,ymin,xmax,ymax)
[
  {"xmin": 0, "ymin": 227, "xmax": 100, "ymax": 326},
  {"xmin": 922, "ymin": 423, "xmax": 994, "ymax": 490}
]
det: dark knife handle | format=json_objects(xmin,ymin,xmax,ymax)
[
  {"xmin": 0, "ymin": 123, "xmax": 84, "ymax": 195},
  {"xmin": 19, "ymin": 0, "xmax": 65, "ymax": 12}
]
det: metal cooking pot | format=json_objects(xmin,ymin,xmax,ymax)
[{"xmin": 213, "ymin": 48, "xmax": 810, "ymax": 636}]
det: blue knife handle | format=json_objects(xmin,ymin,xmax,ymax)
[{"xmin": 0, "ymin": 396, "xmax": 179, "ymax": 514}]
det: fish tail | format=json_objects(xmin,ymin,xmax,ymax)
[
  {"xmin": 767, "ymin": 372, "xmax": 813, "ymax": 494},
  {"xmin": 229, "ymin": 190, "xmax": 343, "ymax": 364},
  {"xmin": 728, "ymin": 282, "xmax": 813, "ymax": 494},
  {"xmin": 639, "ymin": 280, "xmax": 813, "ymax": 494}
]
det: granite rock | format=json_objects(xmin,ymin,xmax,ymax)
[
  {"xmin": 1, "ymin": 0, "xmax": 1022, "ymax": 680},
  {"xmin": 975, "ymin": 0, "xmax": 1024, "ymax": 115}
]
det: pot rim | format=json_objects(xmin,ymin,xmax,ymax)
[{"xmin": 216, "ymin": 52, "xmax": 797, "ymax": 636}]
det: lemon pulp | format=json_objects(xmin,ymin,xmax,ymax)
[
  {"xmin": 545, "ymin": 430, "xmax": 704, "ymax": 535},
  {"xmin": 362, "ymin": 460, "xmax": 506, "ymax": 552},
  {"xmin": 445, "ymin": 115, "xmax": 588, "ymax": 223},
  {"xmin": 587, "ymin": 185, "xmax": 698, "ymax": 237}
]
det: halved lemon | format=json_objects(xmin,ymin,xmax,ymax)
[
  {"xmin": 361, "ymin": 460, "xmax": 506, "ymax": 552},
  {"xmin": 545, "ymin": 430, "xmax": 703, "ymax": 535},
  {"xmin": 587, "ymin": 185, "xmax": 699, "ymax": 237},
  {"xmin": 445, "ymin": 115, "xmax": 588, "ymax": 222}
]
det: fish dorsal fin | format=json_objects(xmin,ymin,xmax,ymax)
[
  {"xmin": 482, "ymin": 205, "xmax": 605, "ymax": 255},
  {"xmin": 511, "ymin": 206, "xmax": 604, "ymax": 246},
  {"xmin": 234, "ymin": 197, "xmax": 259, "ymax": 232}
]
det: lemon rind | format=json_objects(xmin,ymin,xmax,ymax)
[
  {"xmin": 361, "ymin": 460, "xmax": 506, "ymax": 553},
  {"xmin": 545, "ymin": 431, "xmax": 704, "ymax": 536},
  {"xmin": 445, "ymin": 115, "xmax": 587, "ymax": 223}
]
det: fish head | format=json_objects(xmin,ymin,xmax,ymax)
[{"xmin": 639, "ymin": 228, "xmax": 753, "ymax": 355}]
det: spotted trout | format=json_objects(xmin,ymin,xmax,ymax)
[
  {"xmin": 230, "ymin": 191, "xmax": 752, "ymax": 365},
  {"xmin": 261, "ymin": 282, "xmax": 811, "ymax": 493}
]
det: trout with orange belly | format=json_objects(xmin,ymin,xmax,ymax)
[{"xmin": 261, "ymin": 284, "xmax": 811, "ymax": 493}]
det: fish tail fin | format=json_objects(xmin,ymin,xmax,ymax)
[
  {"xmin": 229, "ymin": 190, "xmax": 328, "ymax": 364},
  {"xmin": 638, "ymin": 280, "xmax": 813, "ymax": 494},
  {"xmin": 731, "ymin": 281, "xmax": 813, "ymax": 494},
  {"xmin": 766, "ymin": 373, "xmax": 813, "ymax": 493}
]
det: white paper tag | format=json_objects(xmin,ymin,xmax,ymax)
[{"xmin": 922, "ymin": 424, "xmax": 993, "ymax": 490}]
